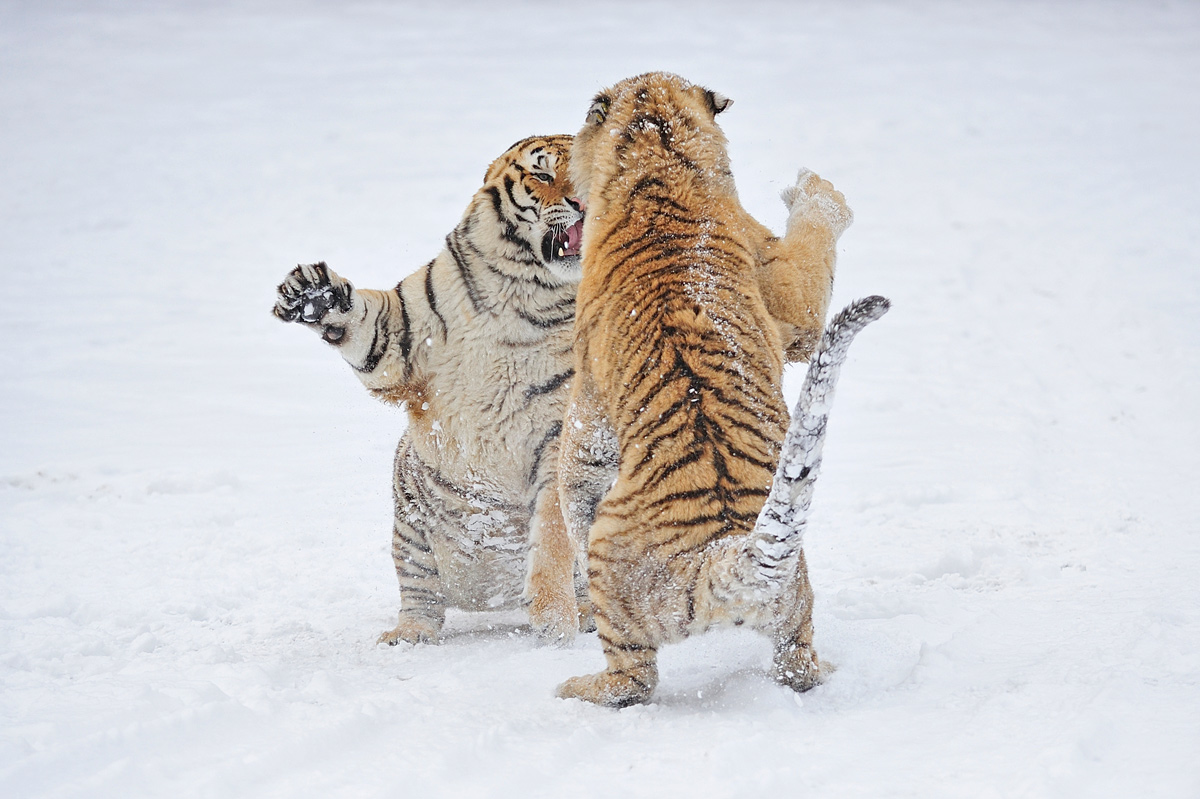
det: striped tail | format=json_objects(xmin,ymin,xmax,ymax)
[{"xmin": 716, "ymin": 295, "xmax": 890, "ymax": 600}]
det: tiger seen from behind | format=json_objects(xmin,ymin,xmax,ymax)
[{"xmin": 556, "ymin": 73, "xmax": 876, "ymax": 706}]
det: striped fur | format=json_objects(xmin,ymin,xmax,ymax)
[
  {"xmin": 273, "ymin": 136, "xmax": 588, "ymax": 644},
  {"xmin": 556, "ymin": 73, "xmax": 863, "ymax": 706}
]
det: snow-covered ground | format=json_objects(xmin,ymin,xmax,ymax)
[{"xmin": 3, "ymin": 1, "xmax": 1199, "ymax": 796}]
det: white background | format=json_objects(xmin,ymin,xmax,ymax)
[{"xmin": 2, "ymin": 1, "xmax": 1198, "ymax": 796}]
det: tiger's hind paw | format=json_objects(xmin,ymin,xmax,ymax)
[
  {"xmin": 780, "ymin": 168, "xmax": 853, "ymax": 240},
  {"xmin": 556, "ymin": 668, "xmax": 656, "ymax": 708},
  {"xmin": 377, "ymin": 614, "xmax": 442, "ymax": 646},
  {"xmin": 773, "ymin": 641, "xmax": 823, "ymax": 693}
]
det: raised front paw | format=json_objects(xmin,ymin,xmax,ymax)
[
  {"xmin": 273, "ymin": 262, "xmax": 355, "ymax": 337},
  {"xmin": 780, "ymin": 168, "xmax": 853, "ymax": 240}
]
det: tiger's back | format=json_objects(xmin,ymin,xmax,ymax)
[{"xmin": 583, "ymin": 188, "xmax": 789, "ymax": 565}]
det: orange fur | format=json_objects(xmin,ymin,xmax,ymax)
[{"xmin": 556, "ymin": 73, "xmax": 851, "ymax": 706}]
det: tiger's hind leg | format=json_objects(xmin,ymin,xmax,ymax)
[
  {"xmin": 555, "ymin": 615, "xmax": 658, "ymax": 707},
  {"xmin": 556, "ymin": 530, "xmax": 659, "ymax": 707},
  {"xmin": 378, "ymin": 443, "xmax": 447, "ymax": 646},
  {"xmin": 766, "ymin": 549, "xmax": 822, "ymax": 693},
  {"xmin": 377, "ymin": 513, "xmax": 446, "ymax": 645}
]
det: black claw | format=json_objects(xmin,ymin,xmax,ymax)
[{"xmin": 273, "ymin": 304, "xmax": 299, "ymax": 322}]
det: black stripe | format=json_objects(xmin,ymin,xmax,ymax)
[
  {"xmin": 657, "ymin": 508, "xmax": 760, "ymax": 529},
  {"xmin": 473, "ymin": 193, "xmax": 539, "ymax": 266},
  {"xmin": 648, "ymin": 487, "xmax": 720, "ymax": 506},
  {"xmin": 528, "ymin": 420, "xmax": 563, "ymax": 484},
  {"xmin": 483, "ymin": 185, "xmax": 506, "ymax": 230},
  {"xmin": 399, "ymin": 586, "xmax": 442, "ymax": 601},
  {"xmin": 524, "ymin": 369, "xmax": 574, "ymax": 402},
  {"xmin": 610, "ymin": 669, "xmax": 651, "ymax": 693},
  {"xmin": 610, "ymin": 244, "xmax": 744, "ymax": 276},
  {"xmin": 503, "ymin": 175, "xmax": 538, "ymax": 213},
  {"xmin": 621, "ymin": 111, "xmax": 700, "ymax": 173},
  {"xmin": 446, "ymin": 231, "xmax": 485, "ymax": 314},
  {"xmin": 423, "ymin": 261, "xmax": 448, "ymax": 338},
  {"xmin": 598, "ymin": 634, "xmax": 653, "ymax": 653},
  {"xmin": 575, "ymin": 457, "xmax": 617, "ymax": 470},
  {"xmin": 610, "ymin": 229, "xmax": 748, "ymax": 264},
  {"xmin": 685, "ymin": 570, "xmax": 699, "ymax": 625},
  {"xmin": 629, "ymin": 176, "xmax": 667, "ymax": 197},
  {"xmin": 516, "ymin": 308, "xmax": 573, "ymax": 329},
  {"xmin": 395, "ymin": 561, "xmax": 438, "ymax": 578},
  {"xmin": 638, "ymin": 445, "xmax": 706, "ymax": 485},
  {"xmin": 354, "ymin": 307, "xmax": 391, "ymax": 374},
  {"xmin": 395, "ymin": 284, "xmax": 413, "ymax": 378},
  {"xmin": 395, "ymin": 528, "xmax": 433, "ymax": 555}
]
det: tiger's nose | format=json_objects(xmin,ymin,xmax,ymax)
[{"xmin": 566, "ymin": 196, "xmax": 586, "ymax": 214}]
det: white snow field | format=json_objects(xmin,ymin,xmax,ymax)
[{"xmin": 3, "ymin": 1, "xmax": 1199, "ymax": 796}]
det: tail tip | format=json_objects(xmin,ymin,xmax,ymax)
[
  {"xmin": 835, "ymin": 295, "xmax": 891, "ymax": 329},
  {"xmin": 856, "ymin": 294, "xmax": 891, "ymax": 319}
]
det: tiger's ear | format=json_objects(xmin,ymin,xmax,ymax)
[
  {"xmin": 587, "ymin": 96, "xmax": 611, "ymax": 126},
  {"xmin": 705, "ymin": 90, "xmax": 733, "ymax": 116}
]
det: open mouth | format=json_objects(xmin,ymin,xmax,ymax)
[{"xmin": 543, "ymin": 219, "xmax": 584, "ymax": 262}]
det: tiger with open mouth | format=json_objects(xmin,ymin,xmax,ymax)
[
  {"xmin": 272, "ymin": 123, "xmax": 849, "ymax": 652},
  {"xmin": 274, "ymin": 135, "xmax": 588, "ymax": 644}
]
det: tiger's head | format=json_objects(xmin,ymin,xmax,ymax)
[
  {"xmin": 570, "ymin": 72, "xmax": 734, "ymax": 216},
  {"xmin": 471, "ymin": 134, "xmax": 585, "ymax": 284}
]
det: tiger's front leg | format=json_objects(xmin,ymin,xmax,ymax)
[
  {"xmin": 557, "ymin": 376, "xmax": 618, "ymax": 635},
  {"xmin": 523, "ymin": 487, "xmax": 581, "ymax": 643},
  {"xmin": 754, "ymin": 169, "xmax": 853, "ymax": 363},
  {"xmin": 557, "ymin": 377, "xmax": 619, "ymax": 553}
]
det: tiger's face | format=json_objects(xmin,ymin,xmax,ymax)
[
  {"xmin": 570, "ymin": 72, "xmax": 734, "ymax": 214},
  {"xmin": 481, "ymin": 135, "xmax": 585, "ymax": 283}
]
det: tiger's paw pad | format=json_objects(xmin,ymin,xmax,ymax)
[
  {"xmin": 273, "ymin": 262, "xmax": 355, "ymax": 325},
  {"xmin": 780, "ymin": 168, "xmax": 853, "ymax": 239},
  {"xmin": 527, "ymin": 592, "xmax": 578, "ymax": 645},
  {"xmin": 377, "ymin": 615, "xmax": 441, "ymax": 646},
  {"xmin": 556, "ymin": 670, "xmax": 655, "ymax": 708}
]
